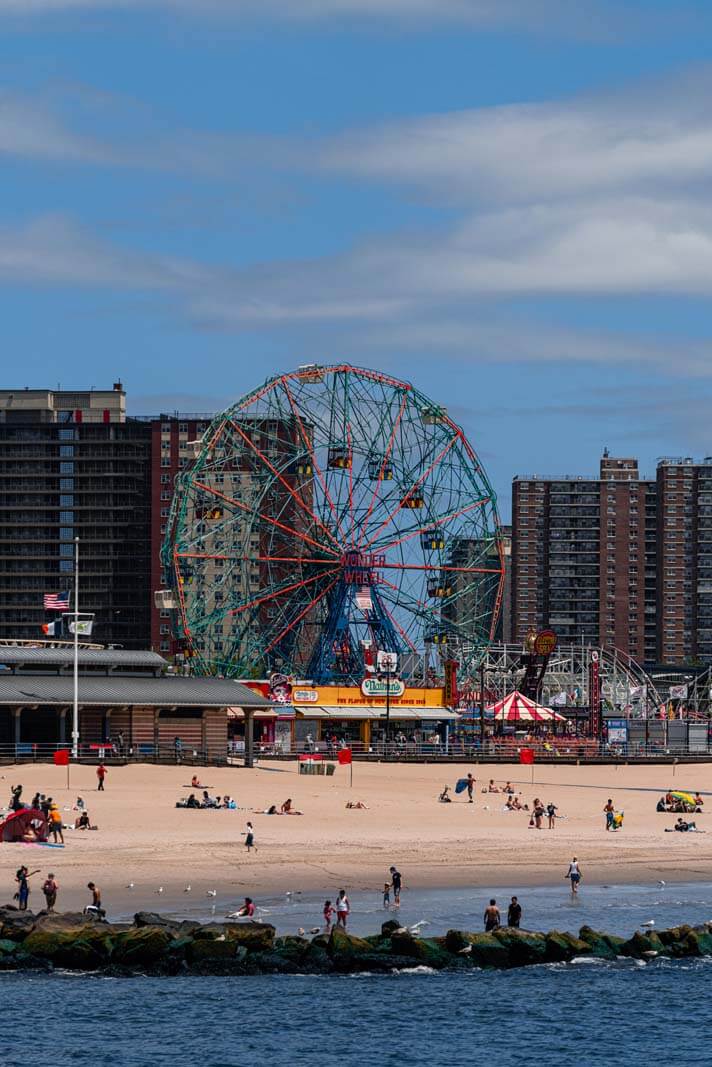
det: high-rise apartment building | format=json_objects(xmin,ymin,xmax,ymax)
[
  {"xmin": 149, "ymin": 413, "xmax": 213, "ymax": 656},
  {"xmin": 0, "ymin": 385, "xmax": 152, "ymax": 649},
  {"xmin": 511, "ymin": 454, "xmax": 657, "ymax": 664},
  {"xmin": 656, "ymin": 457, "xmax": 712, "ymax": 664}
]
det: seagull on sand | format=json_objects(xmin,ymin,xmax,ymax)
[
  {"xmin": 125, "ymin": 883, "xmax": 135, "ymax": 890},
  {"xmin": 184, "ymin": 885, "xmax": 191, "ymax": 893},
  {"xmin": 157, "ymin": 887, "xmax": 164, "ymax": 894}
]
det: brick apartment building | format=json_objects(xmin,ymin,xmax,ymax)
[
  {"xmin": 512, "ymin": 452, "xmax": 712, "ymax": 667},
  {"xmin": 511, "ymin": 453, "xmax": 657, "ymax": 664}
]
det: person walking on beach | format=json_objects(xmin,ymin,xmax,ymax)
[
  {"xmin": 466, "ymin": 773, "xmax": 475, "ymax": 804},
  {"xmin": 336, "ymin": 889, "xmax": 350, "ymax": 928},
  {"xmin": 389, "ymin": 866, "xmax": 403, "ymax": 906},
  {"xmin": 42, "ymin": 873, "xmax": 58, "ymax": 912},
  {"xmin": 604, "ymin": 799, "xmax": 615, "ymax": 831},
  {"xmin": 96, "ymin": 763, "xmax": 107, "ymax": 791},
  {"xmin": 323, "ymin": 899, "xmax": 335, "ymax": 932},
  {"xmin": 244, "ymin": 821, "xmax": 257, "ymax": 852},
  {"xmin": 546, "ymin": 801, "xmax": 558, "ymax": 829},
  {"xmin": 484, "ymin": 899, "xmax": 501, "ymax": 932},
  {"xmin": 507, "ymin": 896, "xmax": 522, "ymax": 928},
  {"xmin": 566, "ymin": 857, "xmax": 582, "ymax": 895}
]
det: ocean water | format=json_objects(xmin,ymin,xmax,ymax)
[{"xmin": 5, "ymin": 882, "xmax": 712, "ymax": 1066}]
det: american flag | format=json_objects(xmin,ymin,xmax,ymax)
[{"xmin": 44, "ymin": 591, "xmax": 70, "ymax": 611}]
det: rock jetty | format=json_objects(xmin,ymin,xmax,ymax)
[{"xmin": 0, "ymin": 909, "xmax": 710, "ymax": 975}]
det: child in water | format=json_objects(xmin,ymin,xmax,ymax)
[
  {"xmin": 383, "ymin": 882, "xmax": 391, "ymax": 908},
  {"xmin": 323, "ymin": 900, "xmax": 334, "ymax": 932}
]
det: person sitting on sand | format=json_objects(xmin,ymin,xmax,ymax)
[
  {"xmin": 223, "ymin": 795, "xmax": 236, "ymax": 809},
  {"xmin": 280, "ymin": 798, "xmax": 300, "ymax": 814},
  {"xmin": 345, "ymin": 800, "xmax": 368, "ymax": 809},
  {"xmin": 185, "ymin": 793, "xmax": 200, "ymax": 808},
  {"xmin": 694, "ymin": 792, "xmax": 704, "ymax": 808},
  {"xmin": 656, "ymin": 797, "xmax": 667, "ymax": 812},
  {"xmin": 191, "ymin": 775, "xmax": 202, "ymax": 788},
  {"xmin": 488, "ymin": 780, "xmax": 500, "ymax": 793},
  {"xmin": 503, "ymin": 781, "xmax": 515, "ymax": 794},
  {"xmin": 202, "ymin": 790, "xmax": 218, "ymax": 808},
  {"xmin": 665, "ymin": 790, "xmax": 674, "ymax": 807},
  {"xmin": 439, "ymin": 786, "xmax": 452, "ymax": 803},
  {"xmin": 75, "ymin": 811, "xmax": 90, "ymax": 829}
]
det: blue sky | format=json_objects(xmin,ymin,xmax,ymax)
[{"xmin": 4, "ymin": 1, "xmax": 712, "ymax": 519}]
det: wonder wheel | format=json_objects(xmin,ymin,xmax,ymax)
[{"xmin": 163, "ymin": 364, "xmax": 504, "ymax": 683}]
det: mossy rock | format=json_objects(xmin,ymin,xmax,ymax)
[
  {"xmin": 134, "ymin": 911, "xmax": 180, "ymax": 929},
  {"xmin": 389, "ymin": 931, "xmax": 451, "ymax": 969},
  {"xmin": 578, "ymin": 926, "xmax": 625, "ymax": 960},
  {"xmin": 0, "ymin": 938, "xmax": 17, "ymax": 957},
  {"xmin": 681, "ymin": 929, "xmax": 712, "ymax": 957},
  {"xmin": 448, "ymin": 931, "xmax": 512, "ymax": 968},
  {"xmin": 53, "ymin": 939, "xmax": 105, "ymax": 971},
  {"xmin": 381, "ymin": 920, "xmax": 402, "ymax": 937},
  {"xmin": 493, "ymin": 928, "xmax": 547, "ymax": 965},
  {"xmin": 328, "ymin": 927, "xmax": 374, "ymax": 959},
  {"xmin": 187, "ymin": 938, "xmax": 246, "ymax": 964},
  {"xmin": 224, "ymin": 923, "xmax": 275, "ymax": 952},
  {"xmin": 113, "ymin": 926, "xmax": 174, "ymax": 967},
  {"xmin": 23, "ymin": 926, "xmax": 112, "ymax": 962},
  {"xmin": 619, "ymin": 930, "xmax": 666, "ymax": 959},
  {"xmin": 252, "ymin": 951, "xmax": 303, "ymax": 975},
  {"xmin": 545, "ymin": 931, "xmax": 591, "ymax": 962},
  {"xmin": 302, "ymin": 942, "xmax": 333, "ymax": 973},
  {"xmin": 274, "ymin": 936, "xmax": 310, "ymax": 963},
  {"xmin": 657, "ymin": 925, "xmax": 693, "ymax": 948},
  {"xmin": 0, "ymin": 911, "xmax": 36, "ymax": 942}
]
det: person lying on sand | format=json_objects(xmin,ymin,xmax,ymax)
[{"xmin": 345, "ymin": 801, "xmax": 368, "ymax": 809}]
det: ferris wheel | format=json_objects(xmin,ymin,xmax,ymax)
[{"xmin": 163, "ymin": 364, "xmax": 504, "ymax": 684}]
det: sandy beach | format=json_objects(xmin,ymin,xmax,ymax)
[{"xmin": 1, "ymin": 760, "xmax": 711, "ymax": 916}]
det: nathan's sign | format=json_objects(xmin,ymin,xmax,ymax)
[{"xmin": 360, "ymin": 676, "xmax": 406, "ymax": 699}]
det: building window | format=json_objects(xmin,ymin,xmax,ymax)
[
  {"xmin": 59, "ymin": 559, "xmax": 73, "ymax": 573},
  {"xmin": 160, "ymin": 508, "xmax": 169, "ymax": 517},
  {"xmin": 161, "ymin": 458, "xmax": 170, "ymax": 468},
  {"xmin": 60, "ymin": 495, "xmax": 74, "ymax": 507},
  {"xmin": 160, "ymin": 641, "xmax": 170, "ymax": 651},
  {"xmin": 60, "ymin": 462, "xmax": 74, "ymax": 474},
  {"xmin": 60, "ymin": 511, "xmax": 74, "ymax": 524},
  {"xmin": 161, "ymin": 423, "xmax": 171, "ymax": 433},
  {"xmin": 60, "ymin": 543, "xmax": 73, "ymax": 557},
  {"xmin": 160, "ymin": 625, "xmax": 169, "ymax": 635},
  {"xmin": 160, "ymin": 474, "xmax": 170, "ymax": 483},
  {"xmin": 59, "ymin": 445, "xmax": 74, "ymax": 457},
  {"xmin": 60, "ymin": 478, "xmax": 74, "ymax": 491},
  {"xmin": 60, "ymin": 527, "xmax": 73, "ymax": 541},
  {"xmin": 161, "ymin": 491, "xmax": 171, "ymax": 501},
  {"xmin": 179, "ymin": 422, "xmax": 188, "ymax": 433}
]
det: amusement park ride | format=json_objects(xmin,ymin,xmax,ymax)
[{"xmin": 161, "ymin": 364, "xmax": 505, "ymax": 689}]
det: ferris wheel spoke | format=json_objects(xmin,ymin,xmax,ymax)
[
  {"xmin": 262, "ymin": 574, "xmax": 340, "ymax": 655},
  {"xmin": 229, "ymin": 566, "xmax": 341, "ymax": 618},
  {"xmin": 361, "ymin": 433, "xmax": 460, "ymax": 552},
  {"xmin": 369, "ymin": 495, "xmax": 491, "ymax": 556},
  {"xmin": 373, "ymin": 593, "xmax": 421, "ymax": 655},
  {"xmin": 281, "ymin": 377, "xmax": 349, "ymax": 545},
  {"xmin": 192, "ymin": 479, "xmax": 340, "ymax": 558},
  {"xmin": 354, "ymin": 390, "xmax": 408, "ymax": 551},
  {"xmin": 228, "ymin": 417, "xmax": 342, "ymax": 552},
  {"xmin": 378, "ymin": 574, "xmax": 430, "ymax": 613}
]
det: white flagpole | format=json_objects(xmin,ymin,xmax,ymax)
[{"xmin": 72, "ymin": 536, "xmax": 79, "ymax": 760}]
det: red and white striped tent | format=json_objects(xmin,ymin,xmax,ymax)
[{"xmin": 487, "ymin": 690, "xmax": 566, "ymax": 723}]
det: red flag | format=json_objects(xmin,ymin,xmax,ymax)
[
  {"xmin": 519, "ymin": 748, "xmax": 535, "ymax": 765},
  {"xmin": 53, "ymin": 749, "xmax": 70, "ymax": 766},
  {"xmin": 337, "ymin": 748, "xmax": 352, "ymax": 765}
]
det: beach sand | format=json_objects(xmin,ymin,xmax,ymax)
[{"xmin": 1, "ymin": 760, "xmax": 711, "ymax": 916}]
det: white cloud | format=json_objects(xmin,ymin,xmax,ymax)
[{"xmin": 0, "ymin": 0, "xmax": 642, "ymax": 37}]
